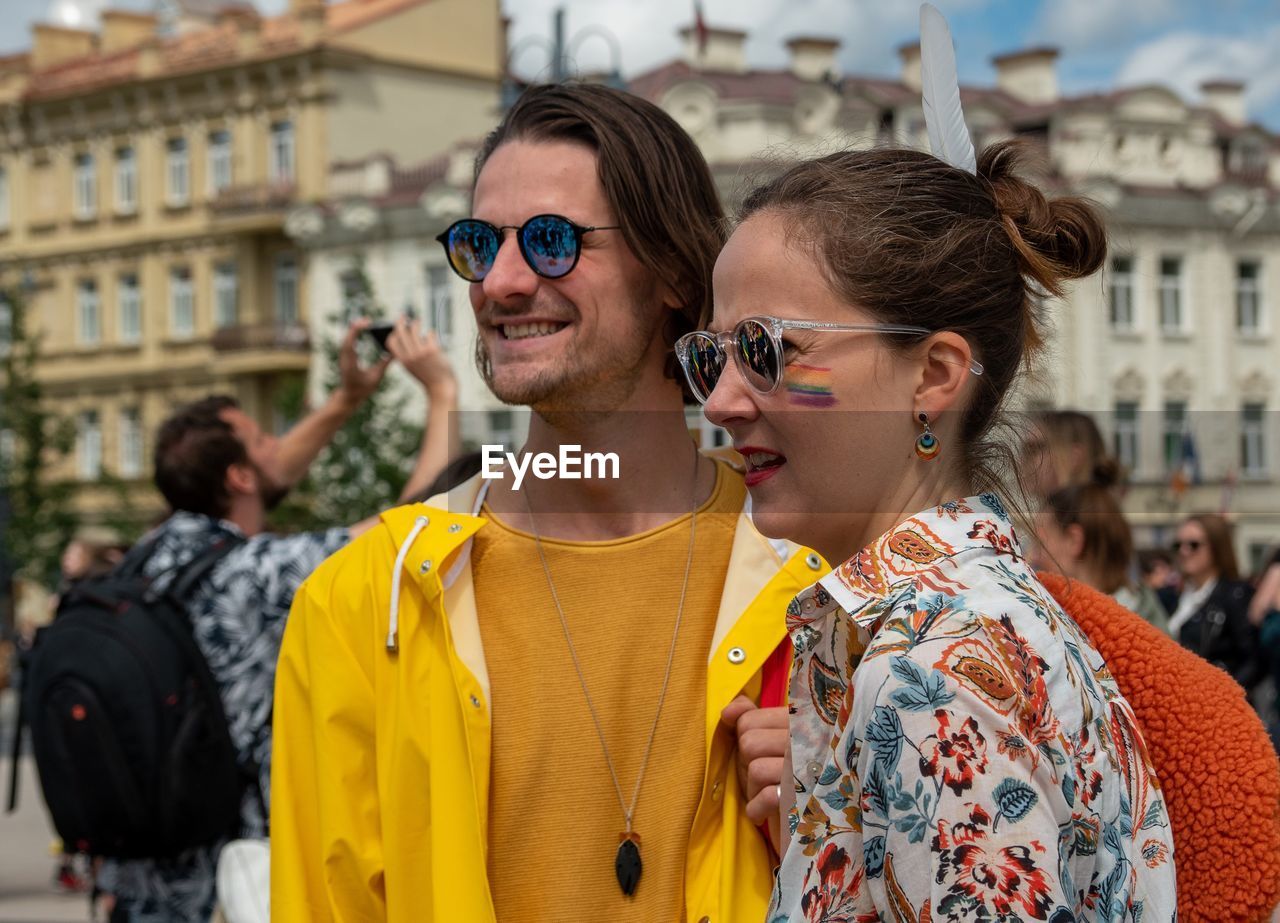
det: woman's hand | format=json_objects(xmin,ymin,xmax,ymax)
[{"xmin": 722, "ymin": 695, "xmax": 788, "ymax": 853}]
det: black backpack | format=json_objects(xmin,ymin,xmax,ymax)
[{"xmin": 6, "ymin": 534, "xmax": 248, "ymax": 858}]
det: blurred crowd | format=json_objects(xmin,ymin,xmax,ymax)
[{"xmin": 1024, "ymin": 409, "xmax": 1280, "ymax": 737}]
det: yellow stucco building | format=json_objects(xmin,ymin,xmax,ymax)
[{"xmin": 0, "ymin": 0, "xmax": 502, "ymax": 520}]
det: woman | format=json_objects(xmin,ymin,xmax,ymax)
[
  {"xmin": 1025, "ymin": 410, "xmax": 1122, "ymax": 499},
  {"xmin": 1168, "ymin": 513, "xmax": 1257, "ymax": 690},
  {"xmin": 1033, "ymin": 483, "xmax": 1169, "ymax": 631},
  {"xmin": 676, "ymin": 140, "xmax": 1175, "ymax": 919}
]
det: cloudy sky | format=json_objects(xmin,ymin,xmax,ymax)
[{"xmin": 4, "ymin": 0, "xmax": 1279, "ymax": 129}]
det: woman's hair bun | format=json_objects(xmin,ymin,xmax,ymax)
[
  {"xmin": 1091, "ymin": 454, "xmax": 1122, "ymax": 490},
  {"xmin": 978, "ymin": 141, "xmax": 1108, "ymax": 296}
]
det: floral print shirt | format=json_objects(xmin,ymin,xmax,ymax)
[{"xmin": 770, "ymin": 494, "xmax": 1176, "ymax": 923}]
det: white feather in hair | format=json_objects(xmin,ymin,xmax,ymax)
[{"xmin": 919, "ymin": 2, "xmax": 977, "ymax": 174}]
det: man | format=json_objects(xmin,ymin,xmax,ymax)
[
  {"xmin": 272, "ymin": 85, "xmax": 825, "ymax": 923},
  {"xmin": 101, "ymin": 319, "xmax": 456, "ymax": 922}
]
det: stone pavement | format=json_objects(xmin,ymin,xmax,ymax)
[
  {"xmin": 1, "ymin": 689, "xmax": 90, "ymax": 922},
  {"xmin": 2, "ymin": 688, "xmax": 88, "ymax": 923}
]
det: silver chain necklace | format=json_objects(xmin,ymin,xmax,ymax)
[{"xmin": 520, "ymin": 448, "xmax": 701, "ymax": 898}]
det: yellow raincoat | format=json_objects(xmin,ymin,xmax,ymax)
[{"xmin": 271, "ymin": 472, "xmax": 826, "ymax": 923}]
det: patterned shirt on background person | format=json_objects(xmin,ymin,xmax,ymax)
[
  {"xmin": 98, "ymin": 511, "xmax": 349, "ymax": 923},
  {"xmin": 770, "ymin": 494, "xmax": 1176, "ymax": 923}
]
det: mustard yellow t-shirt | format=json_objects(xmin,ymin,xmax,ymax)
[{"xmin": 473, "ymin": 461, "xmax": 746, "ymax": 923}]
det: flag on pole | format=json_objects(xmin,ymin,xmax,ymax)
[{"xmin": 694, "ymin": 0, "xmax": 709, "ymax": 55}]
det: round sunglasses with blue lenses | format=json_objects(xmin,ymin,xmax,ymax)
[{"xmin": 435, "ymin": 214, "xmax": 621, "ymax": 282}]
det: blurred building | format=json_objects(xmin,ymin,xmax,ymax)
[
  {"xmin": 624, "ymin": 25, "xmax": 1280, "ymax": 569},
  {"xmin": 0, "ymin": 0, "xmax": 503, "ymax": 522}
]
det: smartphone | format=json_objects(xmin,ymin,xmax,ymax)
[{"xmin": 364, "ymin": 322, "xmax": 396, "ymax": 353}]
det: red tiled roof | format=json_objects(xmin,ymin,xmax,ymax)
[
  {"xmin": 628, "ymin": 60, "xmax": 1046, "ymax": 123},
  {"xmin": 29, "ymin": 46, "xmax": 138, "ymax": 98},
  {"xmin": 629, "ymin": 60, "xmax": 1277, "ymax": 142},
  {"xmin": 22, "ymin": 0, "xmax": 434, "ymax": 101},
  {"xmin": 629, "ymin": 61, "xmax": 803, "ymax": 107}
]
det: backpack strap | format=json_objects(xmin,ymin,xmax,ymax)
[
  {"xmin": 120, "ymin": 524, "xmax": 242, "ymax": 595},
  {"xmin": 5, "ymin": 634, "xmax": 43, "ymax": 813},
  {"xmin": 113, "ymin": 532, "xmax": 166, "ymax": 581},
  {"xmin": 6, "ymin": 653, "xmax": 26, "ymax": 813},
  {"xmin": 148, "ymin": 535, "xmax": 255, "ymax": 832}
]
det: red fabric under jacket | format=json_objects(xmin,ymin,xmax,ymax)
[{"xmin": 1043, "ymin": 573, "xmax": 1280, "ymax": 922}]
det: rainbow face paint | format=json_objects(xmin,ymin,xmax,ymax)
[{"xmin": 785, "ymin": 364, "xmax": 836, "ymax": 407}]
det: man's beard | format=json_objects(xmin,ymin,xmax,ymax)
[
  {"xmin": 252, "ymin": 463, "xmax": 290, "ymax": 511},
  {"xmin": 261, "ymin": 483, "xmax": 289, "ymax": 511},
  {"xmin": 475, "ymin": 286, "xmax": 663, "ymax": 414}
]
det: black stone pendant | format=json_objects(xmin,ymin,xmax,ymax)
[{"xmin": 615, "ymin": 832, "xmax": 642, "ymax": 896}]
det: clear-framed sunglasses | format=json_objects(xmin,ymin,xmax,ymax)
[{"xmin": 674, "ymin": 315, "xmax": 984, "ymax": 405}]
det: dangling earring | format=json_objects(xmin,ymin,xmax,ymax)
[{"xmin": 915, "ymin": 412, "xmax": 940, "ymax": 461}]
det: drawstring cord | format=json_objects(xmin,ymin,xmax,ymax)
[{"xmin": 386, "ymin": 515, "xmax": 430, "ymax": 652}]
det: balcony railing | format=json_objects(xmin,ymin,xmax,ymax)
[
  {"xmin": 1222, "ymin": 165, "xmax": 1269, "ymax": 185},
  {"xmin": 211, "ymin": 323, "xmax": 309, "ymax": 352},
  {"xmin": 210, "ymin": 181, "xmax": 298, "ymax": 214}
]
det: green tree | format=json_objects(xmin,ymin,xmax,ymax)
[
  {"xmin": 95, "ymin": 470, "xmax": 151, "ymax": 547},
  {"xmin": 268, "ymin": 256, "xmax": 423, "ymax": 531},
  {"xmin": 0, "ymin": 284, "xmax": 78, "ymax": 589}
]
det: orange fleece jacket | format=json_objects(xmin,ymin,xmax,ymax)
[{"xmin": 1043, "ymin": 574, "xmax": 1280, "ymax": 923}]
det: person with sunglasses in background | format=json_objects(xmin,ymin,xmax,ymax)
[
  {"xmin": 674, "ymin": 6, "xmax": 1177, "ymax": 907},
  {"xmin": 270, "ymin": 83, "xmax": 823, "ymax": 923},
  {"xmin": 1168, "ymin": 513, "xmax": 1259, "ymax": 691}
]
